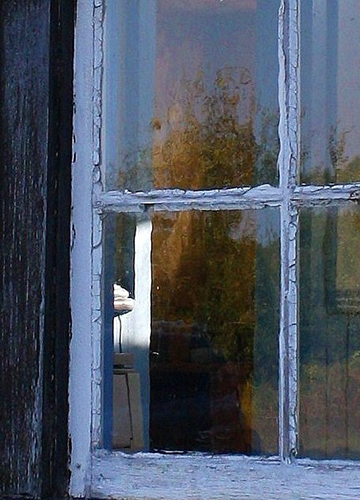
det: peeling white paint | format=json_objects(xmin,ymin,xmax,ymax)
[
  {"xmin": 91, "ymin": 451, "xmax": 360, "ymax": 500},
  {"xmin": 279, "ymin": 202, "xmax": 299, "ymax": 462},
  {"xmin": 96, "ymin": 183, "xmax": 360, "ymax": 214},
  {"xmin": 91, "ymin": 0, "xmax": 105, "ymax": 454},
  {"xmin": 278, "ymin": 0, "xmax": 300, "ymax": 462},
  {"xmin": 96, "ymin": 185, "xmax": 283, "ymax": 212},
  {"xmin": 70, "ymin": 0, "xmax": 360, "ymax": 497},
  {"xmin": 70, "ymin": 0, "xmax": 97, "ymax": 496},
  {"xmin": 294, "ymin": 183, "xmax": 360, "ymax": 203}
]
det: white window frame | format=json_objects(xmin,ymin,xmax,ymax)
[{"xmin": 69, "ymin": 0, "xmax": 360, "ymax": 498}]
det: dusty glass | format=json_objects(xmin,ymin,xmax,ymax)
[
  {"xmin": 103, "ymin": 0, "xmax": 279, "ymax": 191},
  {"xmin": 104, "ymin": 208, "xmax": 280, "ymax": 455},
  {"xmin": 299, "ymin": 205, "xmax": 360, "ymax": 459},
  {"xmin": 301, "ymin": 1, "xmax": 360, "ymax": 184}
]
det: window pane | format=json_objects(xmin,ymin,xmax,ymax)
[
  {"xmin": 104, "ymin": 0, "xmax": 279, "ymax": 191},
  {"xmin": 104, "ymin": 208, "xmax": 280, "ymax": 455},
  {"xmin": 301, "ymin": 2, "xmax": 360, "ymax": 184},
  {"xmin": 299, "ymin": 205, "xmax": 360, "ymax": 459}
]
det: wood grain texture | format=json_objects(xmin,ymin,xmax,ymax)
[
  {"xmin": 0, "ymin": 0, "xmax": 74, "ymax": 497},
  {"xmin": 92, "ymin": 452, "xmax": 360, "ymax": 500},
  {"xmin": 0, "ymin": 2, "xmax": 50, "ymax": 495}
]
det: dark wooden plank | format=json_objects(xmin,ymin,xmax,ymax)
[
  {"xmin": 41, "ymin": 0, "xmax": 74, "ymax": 497},
  {"xmin": 0, "ymin": 2, "xmax": 51, "ymax": 495},
  {"xmin": 0, "ymin": 1, "xmax": 74, "ymax": 497}
]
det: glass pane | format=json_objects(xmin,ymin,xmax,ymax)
[
  {"xmin": 301, "ymin": 2, "xmax": 360, "ymax": 183},
  {"xmin": 104, "ymin": 208, "xmax": 280, "ymax": 455},
  {"xmin": 299, "ymin": 205, "xmax": 360, "ymax": 459},
  {"xmin": 104, "ymin": 0, "xmax": 279, "ymax": 191}
]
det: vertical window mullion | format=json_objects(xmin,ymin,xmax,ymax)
[
  {"xmin": 278, "ymin": 0, "xmax": 300, "ymax": 461},
  {"xmin": 279, "ymin": 203, "xmax": 299, "ymax": 461}
]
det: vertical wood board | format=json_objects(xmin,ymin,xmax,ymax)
[{"xmin": 0, "ymin": 0, "xmax": 74, "ymax": 497}]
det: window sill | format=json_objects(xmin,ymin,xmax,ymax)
[{"xmin": 91, "ymin": 450, "xmax": 360, "ymax": 499}]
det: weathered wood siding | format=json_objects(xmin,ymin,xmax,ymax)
[{"xmin": 0, "ymin": 1, "xmax": 74, "ymax": 497}]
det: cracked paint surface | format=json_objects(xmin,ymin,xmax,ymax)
[{"xmin": 70, "ymin": 0, "xmax": 360, "ymax": 497}]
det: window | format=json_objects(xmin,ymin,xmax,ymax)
[{"xmin": 70, "ymin": 0, "xmax": 360, "ymax": 498}]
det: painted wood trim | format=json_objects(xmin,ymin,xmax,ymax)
[
  {"xmin": 91, "ymin": 451, "xmax": 360, "ymax": 500},
  {"xmin": 94, "ymin": 183, "xmax": 360, "ymax": 213},
  {"xmin": 96, "ymin": 185, "xmax": 283, "ymax": 212},
  {"xmin": 278, "ymin": 0, "xmax": 300, "ymax": 462},
  {"xmin": 70, "ymin": 0, "xmax": 360, "ymax": 498},
  {"xmin": 70, "ymin": 0, "xmax": 96, "ymax": 496},
  {"xmin": 95, "ymin": 183, "xmax": 360, "ymax": 213}
]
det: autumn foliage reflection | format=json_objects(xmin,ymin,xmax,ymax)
[
  {"xmin": 150, "ymin": 209, "xmax": 279, "ymax": 454},
  {"xmin": 152, "ymin": 68, "xmax": 278, "ymax": 189},
  {"xmin": 114, "ymin": 68, "xmax": 280, "ymax": 454},
  {"xmin": 145, "ymin": 70, "xmax": 280, "ymax": 454},
  {"xmin": 153, "ymin": 70, "xmax": 253, "ymax": 188},
  {"xmin": 299, "ymin": 208, "xmax": 360, "ymax": 460}
]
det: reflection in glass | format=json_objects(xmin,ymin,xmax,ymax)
[
  {"xmin": 301, "ymin": 1, "xmax": 360, "ymax": 183},
  {"xmin": 105, "ymin": 208, "xmax": 280, "ymax": 455},
  {"xmin": 299, "ymin": 206, "xmax": 360, "ymax": 459},
  {"xmin": 103, "ymin": 0, "xmax": 279, "ymax": 190}
]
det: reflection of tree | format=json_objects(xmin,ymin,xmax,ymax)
[
  {"xmin": 338, "ymin": 155, "xmax": 360, "ymax": 183},
  {"xmin": 151, "ymin": 210, "xmax": 279, "ymax": 454},
  {"xmin": 153, "ymin": 70, "xmax": 254, "ymax": 188},
  {"xmin": 299, "ymin": 209, "xmax": 360, "ymax": 460},
  {"xmin": 116, "ymin": 69, "xmax": 280, "ymax": 453},
  {"xmin": 118, "ymin": 68, "xmax": 279, "ymax": 190},
  {"xmin": 152, "ymin": 68, "xmax": 278, "ymax": 188},
  {"xmin": 143, "ymin": 69, "xmax": 280, "ymax": 454},
  {"xmin": 301, "ymin": 122, "xmax": 360, "ymax": 183},
  {"xmin": 152, "ymin": 211, "xmax": 256, "ymax": 361}
]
